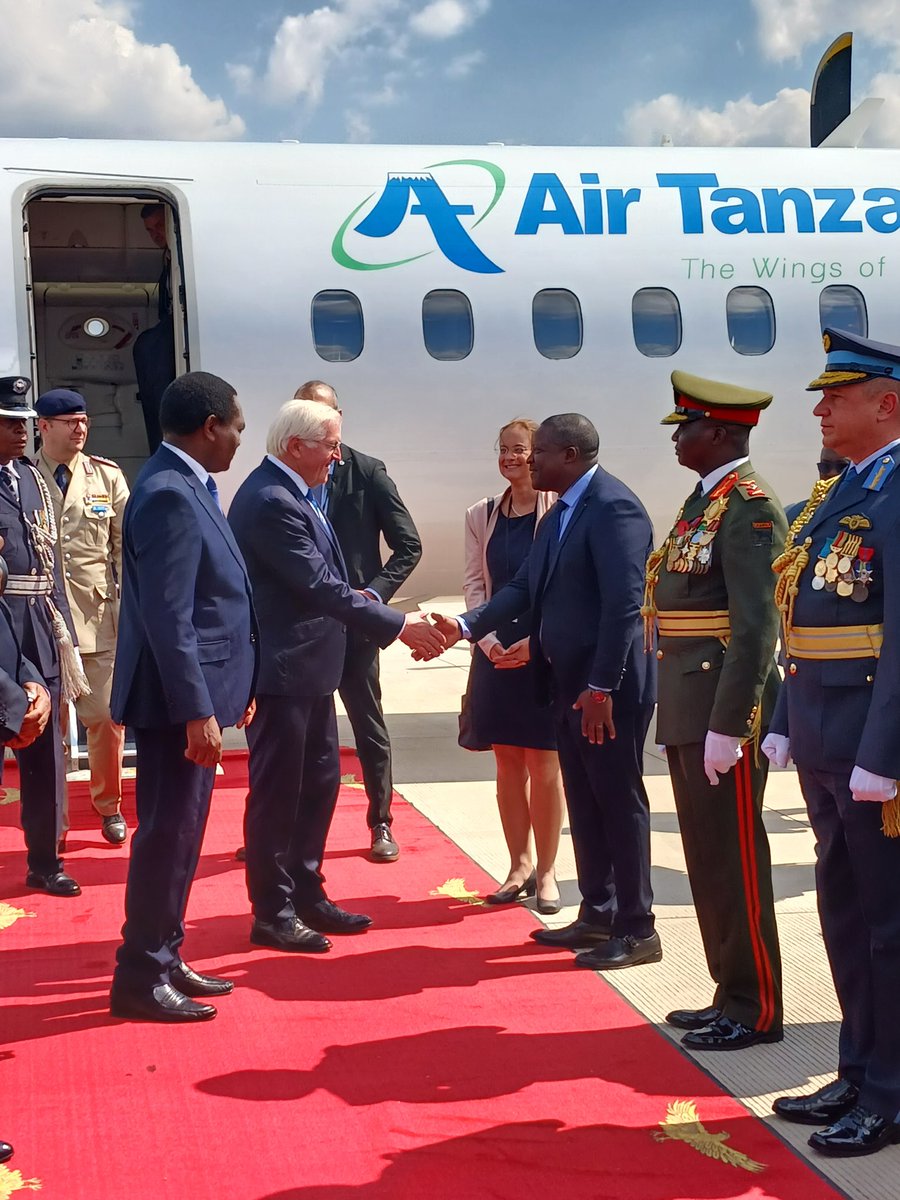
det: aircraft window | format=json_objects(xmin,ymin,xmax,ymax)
[
  {"xmin": 632, "ymin": 288, "xmax": 682, "ymax": 357},
  {"xmin": 726, "ymin": 287, "xmax": 775, "ymax": 355},
  {"xmin": 819, "ymin": 286, "xmax": 868, "ymax": 337},
  {"xmin": 83, "ymin": 317, "xmax": 110, "ymax": 338},
  {"xmin": 532, "ymin": 289, "xmax": 582, "ymax": 359},
  {"xmin": 311, "ymin": 290, "xmax": 364, "ymax": 362},
  {"xmin": 422, "ymin": 290, "xmax": 473, "ymax": 360}
]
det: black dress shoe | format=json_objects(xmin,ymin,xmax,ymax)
[
  {"xmin": 681, "ymin": 1015, "xmax": 783, "ymax": 1051},
  {"xmin": 808, "ymin": 1105, "xmax": 900, "ymax": 1157},
  {"xmin": 530, "ymin": 918, "xmax": 613, "ymax": 948},
  {"xmin": 250, "ymin": 916, "xmax": 331, "ymax": 953},
  {"xmin": 0, "ymin": 1141, "xmax": 12, "ymax": 1164},
  {"xmin": 666, "ymin": 1005, "xmax": 722, "ymax": 1030},
  {"xmin": 110, "ymin": 982, "xmax": 216, "ymax": 1023},
  {"xmin": 297, "ymin": 899, "xmax": 373, "ymax": 934},
  {"xmin": 25, "ymin": 870, "xmax": 81, "ymax": 897},
  {"xmin": 773, "ymin": 1079, "xmax": 859, "ymax": 1126},
  {"xmin": 370, "ymin": 823, "xmax": 399, "ymax": 862},
  {"xmin": 235, "ymin": 845, "xmax": 246, "ymax": 862},
  {"xmin": 101, "ymin": 812, "xmax": 128, "ymax": 844},
  {"xmin": 574, "ymin": 932, "xmax": 662, "ymax": 970},
  {"xmin": 170, "ymin": 962, "xmax": 234, "ymax": 998},
  {"xmin": 485, "ymin": 870, "xmax": 536, "ymax": 905}
]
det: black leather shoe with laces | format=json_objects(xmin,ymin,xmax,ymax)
[
  {"xmin": 666, "ymin": 1006, "xmax": 721, "ymax": 1030},
  {"xmin": 808, "ymin": 1106, "xmax": 900, "ymax": 1157},
  {"xmin": 681, "ymin": 1015, "xmax": 782, "ymax": 1051},
  {"xmin": 370, "ymin": 823, "xmax": 399, "ymax": 862},
  {"xmin": 773, "ymin": 1079, "xmax": 859, "ymax": 1126}
]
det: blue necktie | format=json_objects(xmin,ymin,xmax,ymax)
[
  {"xmin": 205, "ymin": 475, "xmax": 221, "ymax": 511},
  {"xmin": 556, "ymin": 498, "xmax": 569, "ymax": 540},
  {"xmin": 311, "ymin": 481, "xmax": 329, "ymax": 514},
  {"xmin": 307, "ymin": 490, "xmax": 329, "ymax": 526},
  {"xmin": 54, "ymin": 463, "xmax": 69, "ymax": 496}
]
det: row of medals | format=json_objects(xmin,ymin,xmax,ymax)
[
  {"xmin": 811, "ymin": 531, "xmax": 873, "ymax": 602},
  {"xmin": 666, "ymin": 496, "xmax": 728, "ymax": 575}
]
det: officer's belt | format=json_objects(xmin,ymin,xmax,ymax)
[
  {"xmin": 656, "ymin": 609, "xmax": 731, "ymax": 639},
  {"xmin": 786, "ymin": 623, "xmax": 883, "ymax": 660},
  {"xmin": 4, "ymin": 574, "xmax": 53, "ymax": 597}
]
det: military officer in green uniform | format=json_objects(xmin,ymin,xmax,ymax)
[
  {"xmin": 644, "ymin": 371, "xmax": 787, "ymax": 1050},
  {"xmin": 35, "ymin": 388, "xmax": 129, "ymax": 845}
]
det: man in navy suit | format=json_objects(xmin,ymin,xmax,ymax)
[
  {"xmin": 229, "ymin": 399, "xmax": 443, "ymax": 952},
  {"xmin": 434, "ymin": 414, "xmax": 660, "ymax": 969},
  {"xmin": 765, "ymin": 330, "xmax": 900, "ymax": 1156},
  {"xmin": 109, "ymin": 372, "xmax": 258, "ymax": 1023}
]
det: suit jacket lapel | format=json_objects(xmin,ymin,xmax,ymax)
[
  {"xmin": 543, "ymin": 473, "xmax": 595, "ymax": 590},
  {"xmin": 329, "ymin": 451, "xmax": 351, "ymax": 508},
  {"xmin": 804, "ymin": 469, "xmax": 869, "ymax": 539},
  {"xmin": 158, "ymin": 447, "xmax": 248, "ymax": 580}
]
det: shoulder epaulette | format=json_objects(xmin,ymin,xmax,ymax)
[
  {"xmin": 88, "ymin": 453, "xmax": 120, "ymax": 468},
  {"xmin": 735, "ymin": 477, "xmax": 769, "ymax": 501}
]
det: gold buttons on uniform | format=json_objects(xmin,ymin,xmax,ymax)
[
  {"xmin": 866, "ymin": 675, "xmax": 874, "ymax": 683},
  {"xmin": 701, "ymin": 661, "xmax": 711, "ymax": 671}
]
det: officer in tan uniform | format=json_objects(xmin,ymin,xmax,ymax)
[
  {"xmin": 644, "ymin": 372, "xmax": 787, "ymax": 1050},
  {"xmin": 35, "ymin": 388, "xmax": 129, "ymax": 845}
]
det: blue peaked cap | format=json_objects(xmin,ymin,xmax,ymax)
[{"xmin": 808, "ymin": 328, "xmax": 900, "ymax": 390}]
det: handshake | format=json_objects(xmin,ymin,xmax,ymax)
[{"xmin": 397, "ymin": 612, "xmax": 465, "ymax": 661}]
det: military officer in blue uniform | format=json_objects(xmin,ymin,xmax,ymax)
[
  {"xmin": 765, "ymin": 329, "xmax": 900, "ymax": 1157},
  {"xmin": 0, "ymin": 376, "xmax": 82, "ymax": 896}
]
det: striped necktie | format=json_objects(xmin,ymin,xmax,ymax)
[{"xmin": 205, "ymin": 475, "xmax": 222, "ymax": 511}]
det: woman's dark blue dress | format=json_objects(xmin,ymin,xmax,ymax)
[{"xmin": 468, "ymin": 509, "xmax": 557, "ymax": 750}]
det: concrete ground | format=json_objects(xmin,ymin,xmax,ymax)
[{"xmin": 340, "ymin": 605, "xmax": 900, "ymax": 1200}]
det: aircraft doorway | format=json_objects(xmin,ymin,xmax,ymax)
[{"xmin": 23, "ymin": 192, "xmax": 189, "ymax": 482}]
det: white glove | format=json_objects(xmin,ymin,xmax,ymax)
[
  {"xmin": 761, "ymin": 733, "xmax": 791, "ymax": 769},
  {"xmin": 849, "ymin": 765, "xmax": 897, "ymax": 804},
  {"xmin": 704, "ymin": 730, "xmax": 743, "ymax": 786}
]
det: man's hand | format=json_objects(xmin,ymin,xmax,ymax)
[
  {"xmin": 398, "ymin": 613, "xmax": 446, "ymax": 661},
  {"xmin": 849, "ymin": 765, "xmax": 897, "ymax": 804},
  {"xmin": 185, "ymin": 716, "xmax": 222, "ymax": 767},
  {"xmin": 429, "ymin": 613, "xmax": 463, "ymax": 650},
  {"xmin": 703, "ymin": 730, "xmax": 743, "ymax": 786},
  {"xmin": 761, "ymin": 733, "xmax": 791, "ymax": 769},
  {"xmin": 236, "ymin": 699, "xmax": 256, "ymax": 730},
  {"xmin": 7, "ymin": 685, "xmax": 51, "ymax": 749},
  {"xmin": 491, "ymin": 638, "xmax": 530, "ymax": 670},
  {"xmin": 573, "ymin": 690, "xmax": 615, "ymax": 744}
]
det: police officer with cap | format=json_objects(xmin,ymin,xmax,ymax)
[
  {"xmin": 0, "ymin": 376, "xmax": 82, "ymax": 895},
  {"xmin": 35, "ymin": 388, "xmax": 129, "ymax": 846},
  {"xmin": 765, "ymin": 329, "xmax": 900, "ymax": 1156},
  {"xmin": 644, "ymin": 371, "xmax": 787, "ymax": 1051}
]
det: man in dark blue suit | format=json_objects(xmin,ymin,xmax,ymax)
[
  {"xmin": 109, "ymin": 372, "xmax": 258, "ymax": 1023},
  {"xmin": 434, "ymin": 413, "xmax": 660, "ymax": 969},
  {"xmin": 229, "ymin": 399, "xmax": 443, "ymax": 952},
  {"xmin": 0, "ymin": 376, "xmax": 81, "ymax": 897},
  {"xmin": 765, "ymin": 330, "xmax": 900, "ymax": 1156}
]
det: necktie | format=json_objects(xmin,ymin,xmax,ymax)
[
  {"xmin": 307, "ymin": 491, "xmax": 329, "ymax": 527},
  {"xmin": 0, "ymin": 465, "xmax": 17, "ymax": 503},
  {"xmin": 205, "ymin": 475, "xmax": 222, "ymax": 511},
  {"xmin": 555, "ymin": 498, "xmax": 569, "ymax": 541},
  {"xmin": 311, "ymin": 481, "xmax": 329, "ymax": 515},
  {"xmin": 54, "ymin": 463, "xmax": 69, "ymax": 496}
]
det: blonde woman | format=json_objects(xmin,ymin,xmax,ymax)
[{"xmin": 463, "ymin": 418, "xmax": 565, "ymax": 913}]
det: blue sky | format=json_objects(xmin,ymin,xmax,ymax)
[{"xmin": 1, "ymin": 0, "xmax": 899, "ymax": 145}]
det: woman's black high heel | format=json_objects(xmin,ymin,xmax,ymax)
[{"xmin": 484, "ymin": 869, "xmax": 537, "ymax": 905}]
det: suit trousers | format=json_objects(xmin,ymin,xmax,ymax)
[
  {"xmin": 554, "ymin": 703, "xmax": 655, "ymax": 938},
  {"xmin": 245, "ymin": 693, "xmax": 341, "ymax": 923},
  {"xmin": 338, "ymin": 637, "xmax": 393, "ymax": 827},
  {"xmin": 114, "ymin": 725, "xmax": 216, "ymax": 991},
  {"xmin": 798, "ymin": 766, "xmax": 900, "ymax": 1120},
  {"xmin": 60, "ymin": 649, "xmax": 125, "ymax": 831},
  {"xmin": 16, "ymin": 675, "xmax": 64, "ymax": 877},
  {"xmin": 666, "ymin": 742, "xmax": 783, "ymax": 1032}
]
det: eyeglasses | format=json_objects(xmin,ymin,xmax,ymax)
[
  {"xmin": 304, "ymin": 437, "xmax": 341, "ymax": 452},
  {"xmin": 48, "ymin": 416, "xmax": 90, "ymax": 430}
]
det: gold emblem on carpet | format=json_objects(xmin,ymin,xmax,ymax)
[
  {"xmin": 430, "ymin": 878, "xmax": 486, "ymax": 906},
  {"xmin": 0, "ymin": 788, "xmax": 20, "ymax": 807},
  {"xmin": 0, "ymin": 904, "xmax": 35, "ymax": 932},
  {"xmin": 0, "ymin": 1164, "xmax": 42, "ymax": 1196},
  {"xmin": 653, "ymin": 1100, "xmax": 766, "ymax": 1172}
]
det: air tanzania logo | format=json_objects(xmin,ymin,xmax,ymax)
[{"xmin": 332, "ymin": 159, "xmax": 506, "ymax": 274}]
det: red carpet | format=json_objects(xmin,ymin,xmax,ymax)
[{"xmin": 0, "ymin": 751, "xmax": 842, "ymax": 1200}]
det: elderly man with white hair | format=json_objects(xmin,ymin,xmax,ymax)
[{"xmin": 228, "ymin": 399, "xmax": 444, "ymax": 953}]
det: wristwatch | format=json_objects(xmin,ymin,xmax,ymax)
[{"xmin": 589, "ymin": 690, "xmax": 611, "ymax": 703}]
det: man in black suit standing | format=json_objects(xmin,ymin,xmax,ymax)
[
  {"xmin": 294, "ymin": 380, "xmax": 422, "ymax": 861},
  {"xmin": 434, "ymin": 413, "xmax": 660, "ymax": 969},
  {"xmin": 109, "ymin": 372, "xmax": 258, "ymax": 1023},
  {"xmin": 229, "ymin": 399, "xmax": 443, "ymax": 952}
]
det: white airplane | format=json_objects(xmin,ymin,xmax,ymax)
[{"xmin": 1, "ymin": 124, "xmax": 895, "ymax": 594}]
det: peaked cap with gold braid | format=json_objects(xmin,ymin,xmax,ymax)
[
  {"xmin": 662, "ymin": 371, "xmax": 773, "ymax": 427},
  {"xmin": 808, "ymin": 327, "xmax": 900, "ymax": 390}
]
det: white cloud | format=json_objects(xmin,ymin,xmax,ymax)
[
  {"xmin": 752, "ymin": 0, "xmax": 900, "ymax": 64},
  {"xmin": 410, "ymin": 0, "xmax": 489, "ymax": 40},
  {"xmin": 625, "ymin": 87, "xmax": 810, "ymax": 147},
  {"xmin": 446, "ymin": 48, "xmax": 484, "ymax": 78},
  {"xmin": 0, "ymin": 0, "xmax": 244, "ymax": 139},
  {"xmin": 345, "ymin": 110, "xmax": 374, "ymax": 141}
]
